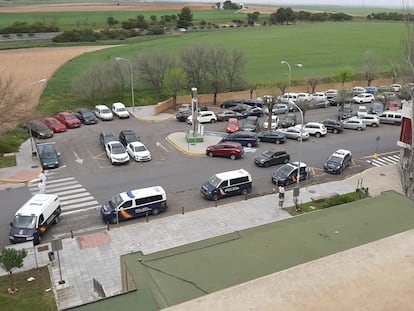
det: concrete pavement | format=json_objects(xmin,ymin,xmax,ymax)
[{"xmin": 0, "ymin": 105, "xmax": 405, "ymax": 310}]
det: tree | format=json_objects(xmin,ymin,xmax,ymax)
[
  {"xmin": 176, "ymin": 7, "xmax": 193, "ymax": 29},
  {"xmin": 106, "ymin": 16, "xmax": 118, "ymax": 28},
  {"xmin": 247, "ymin": 12, "xmax": 260, "ymax": 25},
  {"xmin": 136, "ymin": 51, "xmax": 176, "ymax": 100},
  {"xmin": 0, "ymin": 75, "xmax": 30, "ymax": 135},
  {"xmin": 0, "ymin": 248, "xmax": 27, "ymax": 292},
  {"xmin": 295, "ymin": 98, "xmax": 311, "ymax": 123},
  {"xmin": 337, "ymin": 67, "xmax": 353, "ymax": 88},
  {"xmin": 270, "ymin": 7, "xmax": 296, "ymax": 25},
  {"xmin": 206, "ymin": 46, "xmax": 228, "ymax": 105},
  {"xmin": 363, "ymin": 52, "xmax": 377, "ymax": 86},
  {"xmin": 164, "ymin": 68, "xmax": 187, "ymax": 108},
  {"xmin": 308, "ymin": 77, "xmax": 319, "ymax": 93},
  {"xmin": 181, "ymin": 44, "xmax": 211, "ymax": 91},
  {"xmin": 223, "ymin": 49, "xmax": 246, "ymax": 91}
]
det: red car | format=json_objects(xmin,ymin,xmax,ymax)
[
  {"xmin": 206, "ymin": 142, "xmax": 244, "ymax": 160},
  {"xmin": 55, "ymin": 112, "xmax": 81, "ymax": 129},
  {"xmin": 42, "ymin": 117, "xmax": 67, "ymax": 133},
  {"xmin": 226, "ymin": 118, "xmax": 240, "ymax": 133}
]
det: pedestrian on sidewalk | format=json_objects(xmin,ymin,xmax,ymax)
[
  {"xmin": 278, "ymin": 185, "xmax": 285, "ymax": 208},
  {"xmin": 38, "ymin": 181, "xmax": 45, "ymax": 194}
]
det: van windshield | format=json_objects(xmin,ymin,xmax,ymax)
[
  {"xmin": 208, "ymin": 175, "xmax": 222, "ymax": 188},
  {"xmin": 13, "ymin": 215, "xmax": 37, "ymax": 229},
  {"xmin": 110, "ymin": 194, "xmax": 123, "ymax": 209}
]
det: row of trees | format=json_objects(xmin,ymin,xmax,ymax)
[
  {"xmin": 269, "ymin": 8, "xmax": 352, "ymax": 25},
  {"xmin": 368, "ymin": 12, "xmax": 414, "ymax": 21}
]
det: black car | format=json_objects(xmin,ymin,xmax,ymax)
[
  {"xmin": 220, "ymin": 99, "xmax": 243, "ymax": 109},
  {"xmin": 119, "ymin": 130, "xmax": 140, "ymax": 147},
  {"xmin": 74, "ymin": 108, "xmax": 98, "ymax": 125},
  {"xmin": 321, "ymin": 119, "xmax": 344, "ymax": 134},
  {"xmin": 25, "ymin": 120, "xmax": 54, "ymax": 139},
  {"xmin": 257, "ymin": 130, "xmax": 286, "ymax": 144},
  {"xmin": 324, "ymin": 149, "xmax": 352, "ymax": 174},
  {"xmin": 243, "ymin": 107, "xmax": 263, "ymax": 118},
  {"xmin": 221, "ymin": 131, "xmax": 258, "ymax": 147},
  {"xmin": 176, "ymin": 110, "xmax": 192, "ymax": 122},
  {"xmin": 280, "ymin": 113, "xmax": 297, "ymax": 128},
  {"xmin": 231, "ymin": 103, "xmax": 251, "ymax": 113},
  {"xmin": 254, "ymin": 150, "xmax": 290, "ymax": 168},
  {"xmin": 271, "ymin": 162, "xmax": 310, "ymax": 186},
  {"xmin": 99, "ymin": 131, "xmax": 117, "ymax": 148},
  {"xmin": 241, "ymin": 116, "xmax": 259, "ymax": 132}
]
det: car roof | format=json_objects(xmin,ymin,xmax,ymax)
[
  {"xmin": 129, "ymin": 141, "xmax": 144, "ymax": 147},
  {"xmin": 218, "ymin": 141, "xmax": 241, "ymax": 147},
  {"xmin": 333, "ymin": 149, "xmax": 351, "ymax": 157}
]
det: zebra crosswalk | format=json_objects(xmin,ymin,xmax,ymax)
[
  {"xmin": 367, "ymin": 154, "xmax": 400, "ymax": 167},
  {"xmin": 28, "ymin": 176, "xmax": 100, "ymax": 215}
]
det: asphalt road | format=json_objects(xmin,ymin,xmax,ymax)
[{"xmin": 0, "ymin": 103, "xmax": 401, "ymax": 246}]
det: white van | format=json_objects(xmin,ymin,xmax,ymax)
[
  {"xmin": 112, "ymin": 102, "xmax": 130, "ymax": 119},
  {"xmin": 379, "ymin": 110, "xmax": 402, "ymax": 125},
  {"xmin": 9, "ymin": 194, "xmax": 61, "ymax": 245},
  {"xmin": 95, "ymin": 104, "xmax": 113, "ymax": 121},
  {"xmin": 201, "ymin": 169, "xmax": 252, "ymax": 201},
  {"xmin": 101, "ymin": 186, "xmax": 167, "ymax": 223}
]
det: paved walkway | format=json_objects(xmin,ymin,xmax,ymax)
[{"xmin": 0, "ymin": 105, "xmax": 406, "ymax": 310}]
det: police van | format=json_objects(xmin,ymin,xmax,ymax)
[
  {"xmin": 101, "ymin": 186, "xmax": 167, "ymax": 224},
  {"xmin": 9, "ymin": 194, "xmax": 61, "ymax": 245},
  {"xmin": 201, "ymin": 169, "xmax": 252, "ymax": 201}
]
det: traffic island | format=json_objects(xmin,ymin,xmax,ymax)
[{"xmin": 185, "ymin": 131, "xmax": 204, "ymax": 143}]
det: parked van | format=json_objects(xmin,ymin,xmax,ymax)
[
  {"xmin": 201, "ymin": 169, "xmax": 252, "ymax": 201},
  {"xmin": 101, "ymin": 186, "xmax": 167, "ymax": 224},
  {"xmin": 379, "ymin": 110, "xmax": 402, "ymax": 125},
  {"xmin": 95, "ymin": 104, "xmax": 113, "ymax": 121},
  {"xmin": 112, "ymin": 102, "xmax": 130, "ymax": 119},
  {"xmin": 9, "ymin": 194, "xmax": 61, "ymax": 245}
]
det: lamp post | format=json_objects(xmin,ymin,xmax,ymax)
[
  {"xmin": 115, "ymin": 57, "xmax": 135, "ymax": 112},
  {"xmin": 280, "ymin": 60, "xmax": 303, "ymax": 95},
  {"xmin": 27, "ymin": 79, "xmax": 48, "ymax": 157}
]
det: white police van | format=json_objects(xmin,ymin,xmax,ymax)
[
  {"xmin": 101, "ymin": 186, "xmax": 167, "ymax": 224},
  {"xmin": 201, "ymin": 169, "xmax": 252, "ymax": 201},
  {"xmin": 9, "ymin": 194, "xmax": 61, "ymax": 245}
]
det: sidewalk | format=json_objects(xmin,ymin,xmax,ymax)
[{"xmin": 0, "ymin": 105, "xmax": 405, "ymax": 310}]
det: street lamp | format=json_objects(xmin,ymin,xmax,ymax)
[
  {"xmin": 114, "ymin": 57, "xmax": 135, "ymax": 112},
  {"xmin": 280, "ymin": 60, "xmax": 303, "ymax": 93}
]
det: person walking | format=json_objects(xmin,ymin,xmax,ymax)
[
  {"xmin": 278, "ymin": 185, "xmax": 285, "ymax": 208},
  {"xmin": 39, "ymin": 170, "xmax": 47, "ymax": 193},
  {"xmin": 38, "ymin": 181, "xmax": 45, "ymax": 194}
]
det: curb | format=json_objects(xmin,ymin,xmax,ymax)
[
  {"xmin": 165, "ymin": 136, "xmax": 205, "ymax": 156},
  {"xmin": 134, "ymin": 115, "xmax": 174, "ymax": 122},
  {"xmin": 0, "ymin": 178, "xmax": 29, "ymax": 184}
]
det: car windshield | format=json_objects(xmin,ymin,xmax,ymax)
[
  {"xmin": 278, "ymin": 165, "xmax": 294, "ymax": 177},
  {"xmin": 262, "ymin": 150, "xmax": 274, "ymax": 157},
  {"xmin": 134, "ymin": 145, "xmax": 146, "ymax": 152},
  {"xmin": 118, "ymin": 108, "xmax": 126, "ymax": 111},
  {"xmin": 328, "ymin": 155, "xmax": 342, "ymax": 164},
  {"xmin": 110, "ymin": 194, "xmax": 123, "ymax": 209},
  {"xmin": 228, "ymin": 121, "xmax": 237, "ymax": 126},
  {"xmin": 49, "ymin": 119, "xmax": 60, "ymax": 125},
  {"xmin": 13, "ymin": 215, "xmax": 37, "ymax": 229},
  {"xmin": 208, "ymin": 175, "xmax": 222, "ymax": 188},
  {"xmin": 83, "ymin": 111, "xmax": 94, "ymax": 117},
  {"xmin": 102, "ymin": 109, "xmax": 111, "ymax": 114},
  {"xmin": 112, "ymin": 144, "xmax": 125, "ymax": 154},
  {"xmin": 65, "ymin": 115, "xmax": 76, "ymax": 120},
  {"xmin": 41, "ymin": 151, "xmax": 56, "ymax": 159},
  {"xmin": 125, "ymin": 134, "xmax": 137, "ymax": 141}
]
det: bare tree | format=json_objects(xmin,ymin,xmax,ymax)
[
  {"xmin": 135, "ymin": 51, "xmax": 175, "ymax": 101},
  {"xmin": 0, "ymin": 75, "xmax": 30, "ymax": 135},
  {"xmin": 163, "ymin": 68, "xmax": 187, "ymax": 108},
  {"xmin": 206, "ymin": 46, "xmax": 228, "ymax": 105},
  {"xmin": 223, "ymin": 49, "xmax": 246, "ymax": 91},
  {"xmin": 181, "ymin": 44, "xmax": 210, "ymax": 91},
  {"xmin": 337, "ymin": 67, "xmax": 353, "ymax": 88},
  {"xmin": 308, "ymin": 77, "xmax": 319, "ymax": 93},
  {"xmin": 363, "ymin": 52, "xmax": 377, "ymax": 86},
  {"xmin": 275, "ymin": 81, "xmax": 287, "ymax": 94},
  {"xmin": 295, "ymin": 98, "xmax": 311, "ymax": 123}
]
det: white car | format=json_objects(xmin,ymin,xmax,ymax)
[
  {"xmin": 295, "ymin": 122, "xmax": 327, "ymax": 138},
  {"xmin": 112, "ymin": 102, "xmax": 130, "ymax": 119},
  {"xmin": 95, "ymin": 104, "xmax": 113, "ymax": 121},
  {"xmin": 187, "ymin": 111, "xmax": 217, "ymax": 124},
  {"xmin": 390, "ymin": 83, "xmax": 401, "ymax": 92},
  {"xmin": 126, "ymin": 141, "xmax": 151, "ymax": 162},
  {"xmin": 343, "ymin": 117, "xmax": 366, "ymax": 131},
  {"xmin": 105, "ymin": 141, "xmax": 129, "ymax": 165},
  {"xmin": 357, "ymin": 105, "xmax": 368, "ymax": 117},
  {"xmin": 353, "ymin": 86, "xmax": 366, "ymax": 95},
  {"xmin": 277, "ymin": 127, "xmax": 310, "ymax": 141},
  {"xmin": 352, "ymin": 93, "xmax": 375, "ymax": 104},
  {"xmin": 263, "ymin": 115, "xmax": 279, "ymax": 130},
  {"xmin": 357, "ymin": 114, "xmax": 380, "ymax": 127},
  {"xmin": 296, "ymin": 92, "xmax": 311, "ymax": 102},
  {"xmin": 311, "ymin": 92, "xmax": 327, "ymax": 101},
  {"xmin": 324, "ymin": 89, "xmax": 338, "ymax": 99},
  {"xmin": 271, "ymin": 104, "xmax": 289, "ymax": 115},
  {"xmin": 278, "ymin": 93, "xmax": 297, "ymax": 104}
]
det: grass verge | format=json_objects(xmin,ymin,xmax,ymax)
[
  {"xmin": 0, "ymin": 266, "xmax": 56, "ymax": 311},
  {"xmin": 0, "ymin": 155, "xmax": 16, "ymax": 168}
]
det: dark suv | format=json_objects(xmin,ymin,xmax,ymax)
[
  {"xmin": 241, "ymin": 116, "xmax": 259, "ymax": 132},
  {"xmin": 324, "ymin": 149, "xmax": 352, "ymax": 174},
  {"xmin": 100, "ymin": 131, "xmax": 117, "ymax": 148},
  {"xmin": 119, "ymin": 130, "xmax": 140, "ymax": 147},
  {"xmin": 220, "ymin": 99, "xmax": 243, "ymax": 109},
  {"xmin": 321, "ymin": 119, "xmax": 344, "ymax": 134},
  {"xmin": 221, "ymin": 131, "xmax": 258, "ymax": 147}
]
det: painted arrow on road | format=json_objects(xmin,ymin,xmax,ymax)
[
  {"xmin": 156, "ymin": 141, "xmax": 169, "ymax": 152},
  {"xmin": 73, "ymin": 151, "xmax": 84, "ymax": 164}
]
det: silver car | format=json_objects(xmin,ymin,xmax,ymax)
[
  {"xmin": 277, "ymin": 127, "xmax": 310, "ymax": 141},
  {"xmin": 343, "ymin": 117, "xmax": 366, "ymax": 131}
]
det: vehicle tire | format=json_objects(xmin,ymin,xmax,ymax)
[
  {"xmin": 372, "ymin": 123, "xmax": 378, "ymax": 127},
  {"xmin": 275, "ymin": 139, "xmax": 281, "ymax": 144},
  {"xmin": 211, "ymin": 119, "xmax": 216, "ymax": 123},
  {"xmin": 357, "ymin": 127, "xmax": 362, "ymax": 131},
  {"xmin": 241, "ymin": 189, "xmax": 248, "ymax": 195},
  {"xmin": 54, "ymin": 216, "xmax": 59, "ymax": 224},
  {"xmin": 315, "ymin": 132, "xmax": 321, "ymax": 138},
  {"xmin": 333, "ymin": 128, "xmax": 338, "ymax": 134},
  {"xmin": 230, "ymin": 154, "xmax": 237, "ymax": 160},
  {"xmin": 297, "ymin": 137, "xmax": 302, "ymax": 141},
  {"xmin": 264, "ymin": 162, "xmax": 269, "ymax": 168},
  {"xmin": 339, "ymin": 167, "xmax": 342, "ymax": 174},
  {"xmin": 110, "ymin": 217, "xmax": 117, "ymax": 224},
  {"xmin": 283, "ymin": 158, "xmax": 289, "ymax": 164},
  {"xmin": 212, "ymin": 194, "xmax": 219, "ymax": 201},
  {"xmin": 36, "ymin": 234, "xmax": 41, "ymax": 245},
  {"xmin": 247, "ymin": 143, "xmax": 253, "ymax": 148},
  {"xmin": 208, "ymin": 152, "xmax": 214, "ymax": 157},
  {"xmin": 152, "ymin": 208, "xmax": 160, "ymax": 215}
]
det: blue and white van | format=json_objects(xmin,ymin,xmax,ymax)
[
  {"xmin": 101, "ymin": 186, "xmax": 167, "ymax": 224},
  {"xmin": 201, "ymin": 169, "xmax": 252, "ymax": 201}
]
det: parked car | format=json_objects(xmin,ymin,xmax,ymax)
[
  {"xmin": 338, "ymin": 103, "xmax": 354, "ymax": 119},
  {"xmin": 37, "ymin": 142, "xmax": 60, "ymax": 169},
  {"xmin": 187, "ymin": 111, "xmax": 217, "ymax": 124},
  {"xmin": 126, "ymin": 141, "xmax": 151, "ymax": 162},
  {"xmin": 74, "ymin": 108, "xmax": 98, "ymax": 125},
  {"xmin": 55, "ymin": 111, "xmax": 81, "ymax": 129},
  {"xmin": 352, "ymin": 93, "xmax": 375, "ymax": 104},
  {"xmin": 278, "ymin": 127, "xmax": 310, "ymax": 141},
  {"xmin": 279, "ymin": 93, "xmax": 297, "ymax": 104},
  {"xmin": 280, "ymin": 113, "xmax": 297, "ymax": 128},
  {"xmin": 324, "ymin": 149, "xmax": 352, "ymax": 174},
  {"xmin": 263, "ymin": 115, "xmax": 279, "ymax": 130},
  {"xmin": 271, "ymin": 162, "xmax": 310, "ymax": 186},
  {"xmin": 369, "ymin": 102, "xmax": 384, "ymax": 115},
  {"xmin": 226, "ymin": 118, "xmax": 240, "ymax": 133},
  {"xmin": 119, "ymin": 130, "xmax": 140, "ymax": 147},
  {"xmin": 220, "ymin": 99, "xmax": 242, "ymax": 109},
  {"xmin": 320, "ymin": 119, "xmax": 344, "ymax": 134},
  {"xmin": 242, "ymin": 99, "xmax": 263, "ymax": 107},
  {"xmin": 271, "ymin": 104, "xmax": 289, "ymax": 115},
  {"xmin": 358, "ymin": 114, "xmax": 380, "ymax": 127},
  {"xmin": 216, "ymin": 109, "xmax": 243, "ymax": 121},
  {"xmin": 42, "ymin": 117, "xmax": 66, "ymax": 133},
  {"xmin": 99, "ymin": 131, "xmax": 117, "ymax": 148},
  {"xmin": 311, "ymin": 92, "xmax": 327, "ymax": 101},
  {"xmin": 310, "ymin": 99, "xmax": 329, "ymax": 109},
  {"xmin": 254, "ymin": 149, "xmax": 290, "ymax": 167},
  {"xmin": 342, "ymin": 117, "xmax": 366, "ymax": 131},
  {"xmin": 357, "ymin": 105, "xmax": 368, "ymax": 117},
  {"xmin": 221, "ymin": 131, "xmax": 258, "ymax": 147},
  {"xmin": 325, "ymin": 89, "xmax": 338, "ymax": 103},
  {"xmin": 176, "ymin": 110, "xmax": 192, "ymax": 122},
  {"xmin": 257, "ymin": 130, "xmax": 286, "ymax": 144},
  {"xmin": 206, "ymin": 141, "xmax": 244, "ymax": 160},
  {"xmin": 364, "ymin": 86, "xmax": 377, "ymax": 95},
  {"xmin": 241, "ymin": 116, "xmax": 259, "ymax": 132},
  {"xmin": 178, "ymin": 103, "xmax": 192, "ymax": 112},
  {"xmin": 243, "ymin": 107, "xmax": 263, "ymax": 118},
  {"xmin": 25, "ymin": 120, "xmax": 54, "ymax": 139},
  {"xmin": 231, "ymin": 103, "xmax": 251, "ymax": 114},
  {"xmin": 105, "ymin": 141, "xmax": 129, "ymax": 165},
  {"xmin": 112, "ymin": 102, "xmax": 130, "ymax": 119},
  {"xmin": 390, "ymin": 83, "xmax": 401, "ymax": 92},
  {"xmin": 295, "ymin": 122, "xmax": 327, "ymax": 137},
  {"xmin": 296, "ymin": 92, "xmax": 311, "ymax": 102},
  {"xmin": 353, "ymin": 86, "xmax": 366, "ymax": 95},
  {"xmin": 95, "ymin": 104, "xmax": 113, "ymax": 121}
]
